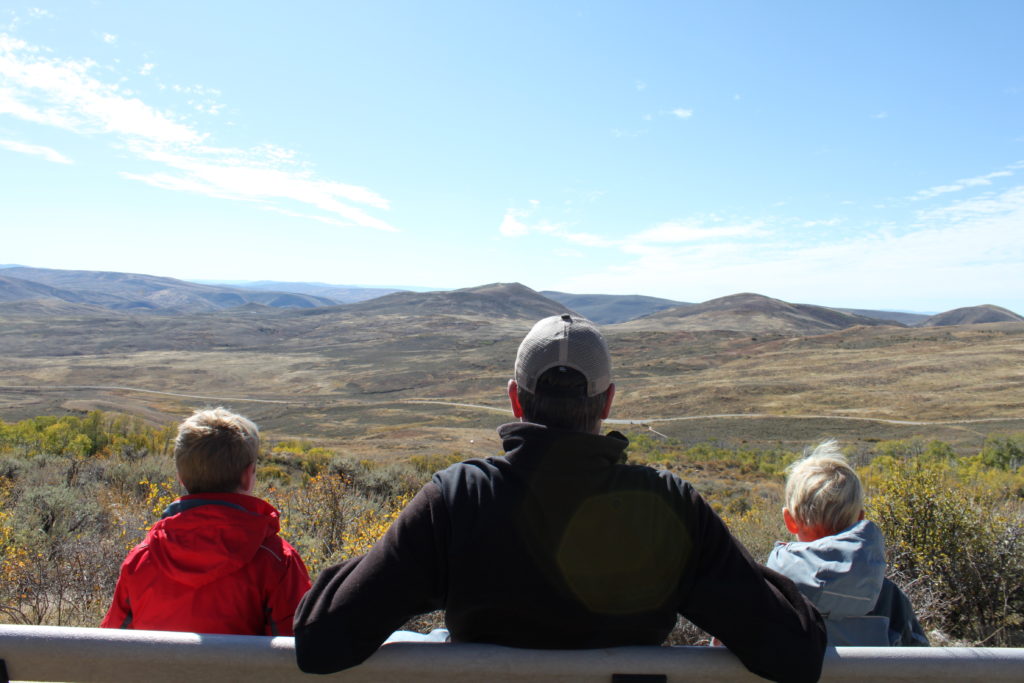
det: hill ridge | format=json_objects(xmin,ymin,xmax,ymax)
[
  {"xmin": 1, "ymin": 266, "xmax": 338, "ymax": 313},
  {"xmin": 620, "ymin": 292, "xmax": 897, "ymax": 334},
  {"xmin": 921, "ymin": 304, "xmax": 1024, "ymax": 327},
  {"xmin": 337, "ymin": 282, "xmax": 573, "ymax": 320}
]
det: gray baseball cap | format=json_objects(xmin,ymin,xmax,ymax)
[{"xmin": 514, "ymin": 314, "xmax": 612, "ymax": 397}]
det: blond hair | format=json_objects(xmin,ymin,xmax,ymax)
[
  {"xmin": 784, "ymin": 439, "xmax": 863, "ymax": 534},
  {"xmin": 174, "ymin": 408, "xmax": 259, "ymax": 494}
]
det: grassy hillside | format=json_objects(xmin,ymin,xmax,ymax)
[{"xmin": 1, "ymin": 301, "xmax": 1021, "ymax": 461}]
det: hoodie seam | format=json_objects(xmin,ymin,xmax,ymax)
[{"xmin": 258, "ymin": 544, "xmax": 283, "ymax": 563}]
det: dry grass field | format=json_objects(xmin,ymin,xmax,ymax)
[
  {"xmin": 610, "ymin": 322, "xmax": 1024, "ymax": 451},
  {"xmin": 0, "ymin": 296, "xmax": 1021, "ymax": 459}
]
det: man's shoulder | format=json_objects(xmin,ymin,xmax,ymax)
[
  {"xmin": 613, "ymin": 461, "xmax": 694, "ymax": 494},
  {"xmin": 431, "ymin": 456, "xmax": 509, "ymax": 487}
]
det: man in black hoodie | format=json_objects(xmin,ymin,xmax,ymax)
[{"xmin": 294, "ymin": 314, "xmax": 826, "ymax": 682}]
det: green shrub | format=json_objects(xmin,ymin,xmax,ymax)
[
  {"xmin": 980, "ymin": 434, "xmax": 1024, "ymax": 472},
  {"xmin": 865, "ymin": 456, "xmax": 1024, "ymax": 645},
  {"xmin": 257, "ymin": 464, "xmax": 291, "ymax": 485},
  {"xmin": 408, "ymin": 452, "xmax": 464, "ymax": 476}
]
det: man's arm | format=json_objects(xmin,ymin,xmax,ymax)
[
  {"xmin": 293, "ymin": 483, "xmax": 449, "ymax": 674},
  {"xmin": 676, "ymin": 484, "xmax": 827, "ymax": 683}
]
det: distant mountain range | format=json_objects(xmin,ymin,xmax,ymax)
[
  {"xmin": 199, "ymin": 280, "xmax": 407, "ymax": 303},
  {"xmin": 1, "ymin": 266, "xmax": 1020, "ymax": 333},
  {"xmin": 0, "ymin": 267, "xmax": 337, "ymax": 312}
]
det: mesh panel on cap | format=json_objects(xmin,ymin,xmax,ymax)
[{"xmin": 515, "ymin": 315, "xmax": 611, "ymax": 397}]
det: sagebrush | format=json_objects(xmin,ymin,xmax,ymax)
[{"xmin": 1, "ymin": 412, "xmax": 1021, "ymax": 645}]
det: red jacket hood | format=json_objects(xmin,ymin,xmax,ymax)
[{"xmin": 145, "ymin": 493, "xmax": 282, "ymax": 588}]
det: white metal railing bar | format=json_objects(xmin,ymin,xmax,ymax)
[{"xmin": 1, "ymin": 625, "xmax": 1023, "ymax": 683}]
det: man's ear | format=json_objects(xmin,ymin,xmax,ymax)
[
  {"xmin": 599, "ymin": 383, "xmax": 615, "ymax": 420},
  {"xmin": 783, "ymin": 508, "xmax": 801, "ymax": 535},
  {"xmin": 508, "ymin": 379, "xmax": 524, "ymax": 418}
]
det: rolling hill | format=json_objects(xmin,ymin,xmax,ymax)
[
  {"xmin": 0, "ymin": 273, "xmax": 140, "ymax": 308},
  {"xmin": 9, "ymin": 266, "xmax": 1018, "ymax": 328},
  {"xmin": 334, "ymin": 282, "xmax": 573, "ymax": 320},
  {"xmin": 0, "ymin": 267, "xmax": 339, "ymax": 312},
  {"xmin": 920, "ymin": 305, "xmax": 1024, "ymax": 327},
  {"xmin": 620, "ymin": 293, "xmax": 895, "ymax": 334},
  {"xmin": 219, "ymin": 280, "xmax": 403, "ymax": 303},
  {"xmin": 836, "ymin": 308, "xmax": 931, "ymax": 326}
]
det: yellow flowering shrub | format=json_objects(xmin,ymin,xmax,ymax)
[
  {"xmin": 343, "ymin": 493, "xmax": 412, "ymax": 558},
  {"xmin": 864, "ymin": 454, "xmax": 1024, "ymax": 645}
]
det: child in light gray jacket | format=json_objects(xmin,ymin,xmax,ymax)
[{"xmin": 767, "ymin": 440, "xmax": 929, "ymax": 646}]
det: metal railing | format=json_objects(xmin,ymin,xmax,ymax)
[{"xmin": 1, "ymin": 625, "xmax": 1022, "ymax": 682}]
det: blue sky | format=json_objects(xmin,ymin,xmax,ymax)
[{"xmin": 1, "ymin": 2, "xmax": 1022, "ymax": 313}]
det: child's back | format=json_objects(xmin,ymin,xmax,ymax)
[
  {"xmin": 769, "ymin": 441, "xmax": 928, "ymax": 647},
  {"xmin": 102, "ymin": 408, "xmax": 310, "ymax": 635},
  {"xmin": 769, "ymin": 519, "xmax": 899, "ymax": 645}
]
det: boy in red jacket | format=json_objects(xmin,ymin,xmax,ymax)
[{"xmin": 102, "ymin": 407, "xmax": 310, "ymax": 635}]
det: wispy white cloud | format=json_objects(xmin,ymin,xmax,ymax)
[
  {"xmin": 635, "ymin": 80, "xmax": 646, "ymax": 91},
  {"xmin": 627, "ymin": 219, "xmax": 766, "ymax": 244},
  {"xmin": 498, "ymin": 205, "xmax": 562, "ymax": 238},
  {"xmin": 28, "ymin": 9, "xmax": 54, "ymax": 19},
  {"xmin": 190, "ymin": 101, "xmax": 225, "ymax": 115},
  {"xmin": 0, "ymin": 34, "xmax": 205, "ymax": 142},
  {"xmin": 639, "ymin": 109, "xmax": 694, "ymax": 123},
  {"xmin": 102, "ymin": 33, "xmax": 116, "ymax": 44},
  {"xmin": 500, "ymin": 207, "xmax": 766, "ymax": 256},
  {"xmin": 0, "ymin": 138, "xmax": 72, "ymax": 164},
  {"xmin": 0, "ymin": 33, "xmax": 395, "ymax": 231},
  {"xmin": 915, "ymin": 184, "xmax": 1024, "ymax": 223},
  {"xmin": 171, "ymin": 83, "xmax": 221, "ymax": 96},
  {"xmin": 910, "ymin": 169, "xmax": 1013, "ymax": 201},
  {"xmin": 499, "ymin": 209, "xmax": 531, "ymax": 237},
  {"xmin": 139, "ymin": 62, "xmax": 154, "ymax": 75},
  {"xmin": 557, "ymin": 184, "xmax": 1024, "ymax": 310},
  {"xmin": 611, "ymin": 128, "xmax": 646, "ymax": 138},
  {"xmin": 259, "ymin": 205, "xmax": 351, "ymax": 227},
  {"xmin": 800, "ymin": 218, "xmax": 841, "ymax": 228}
]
